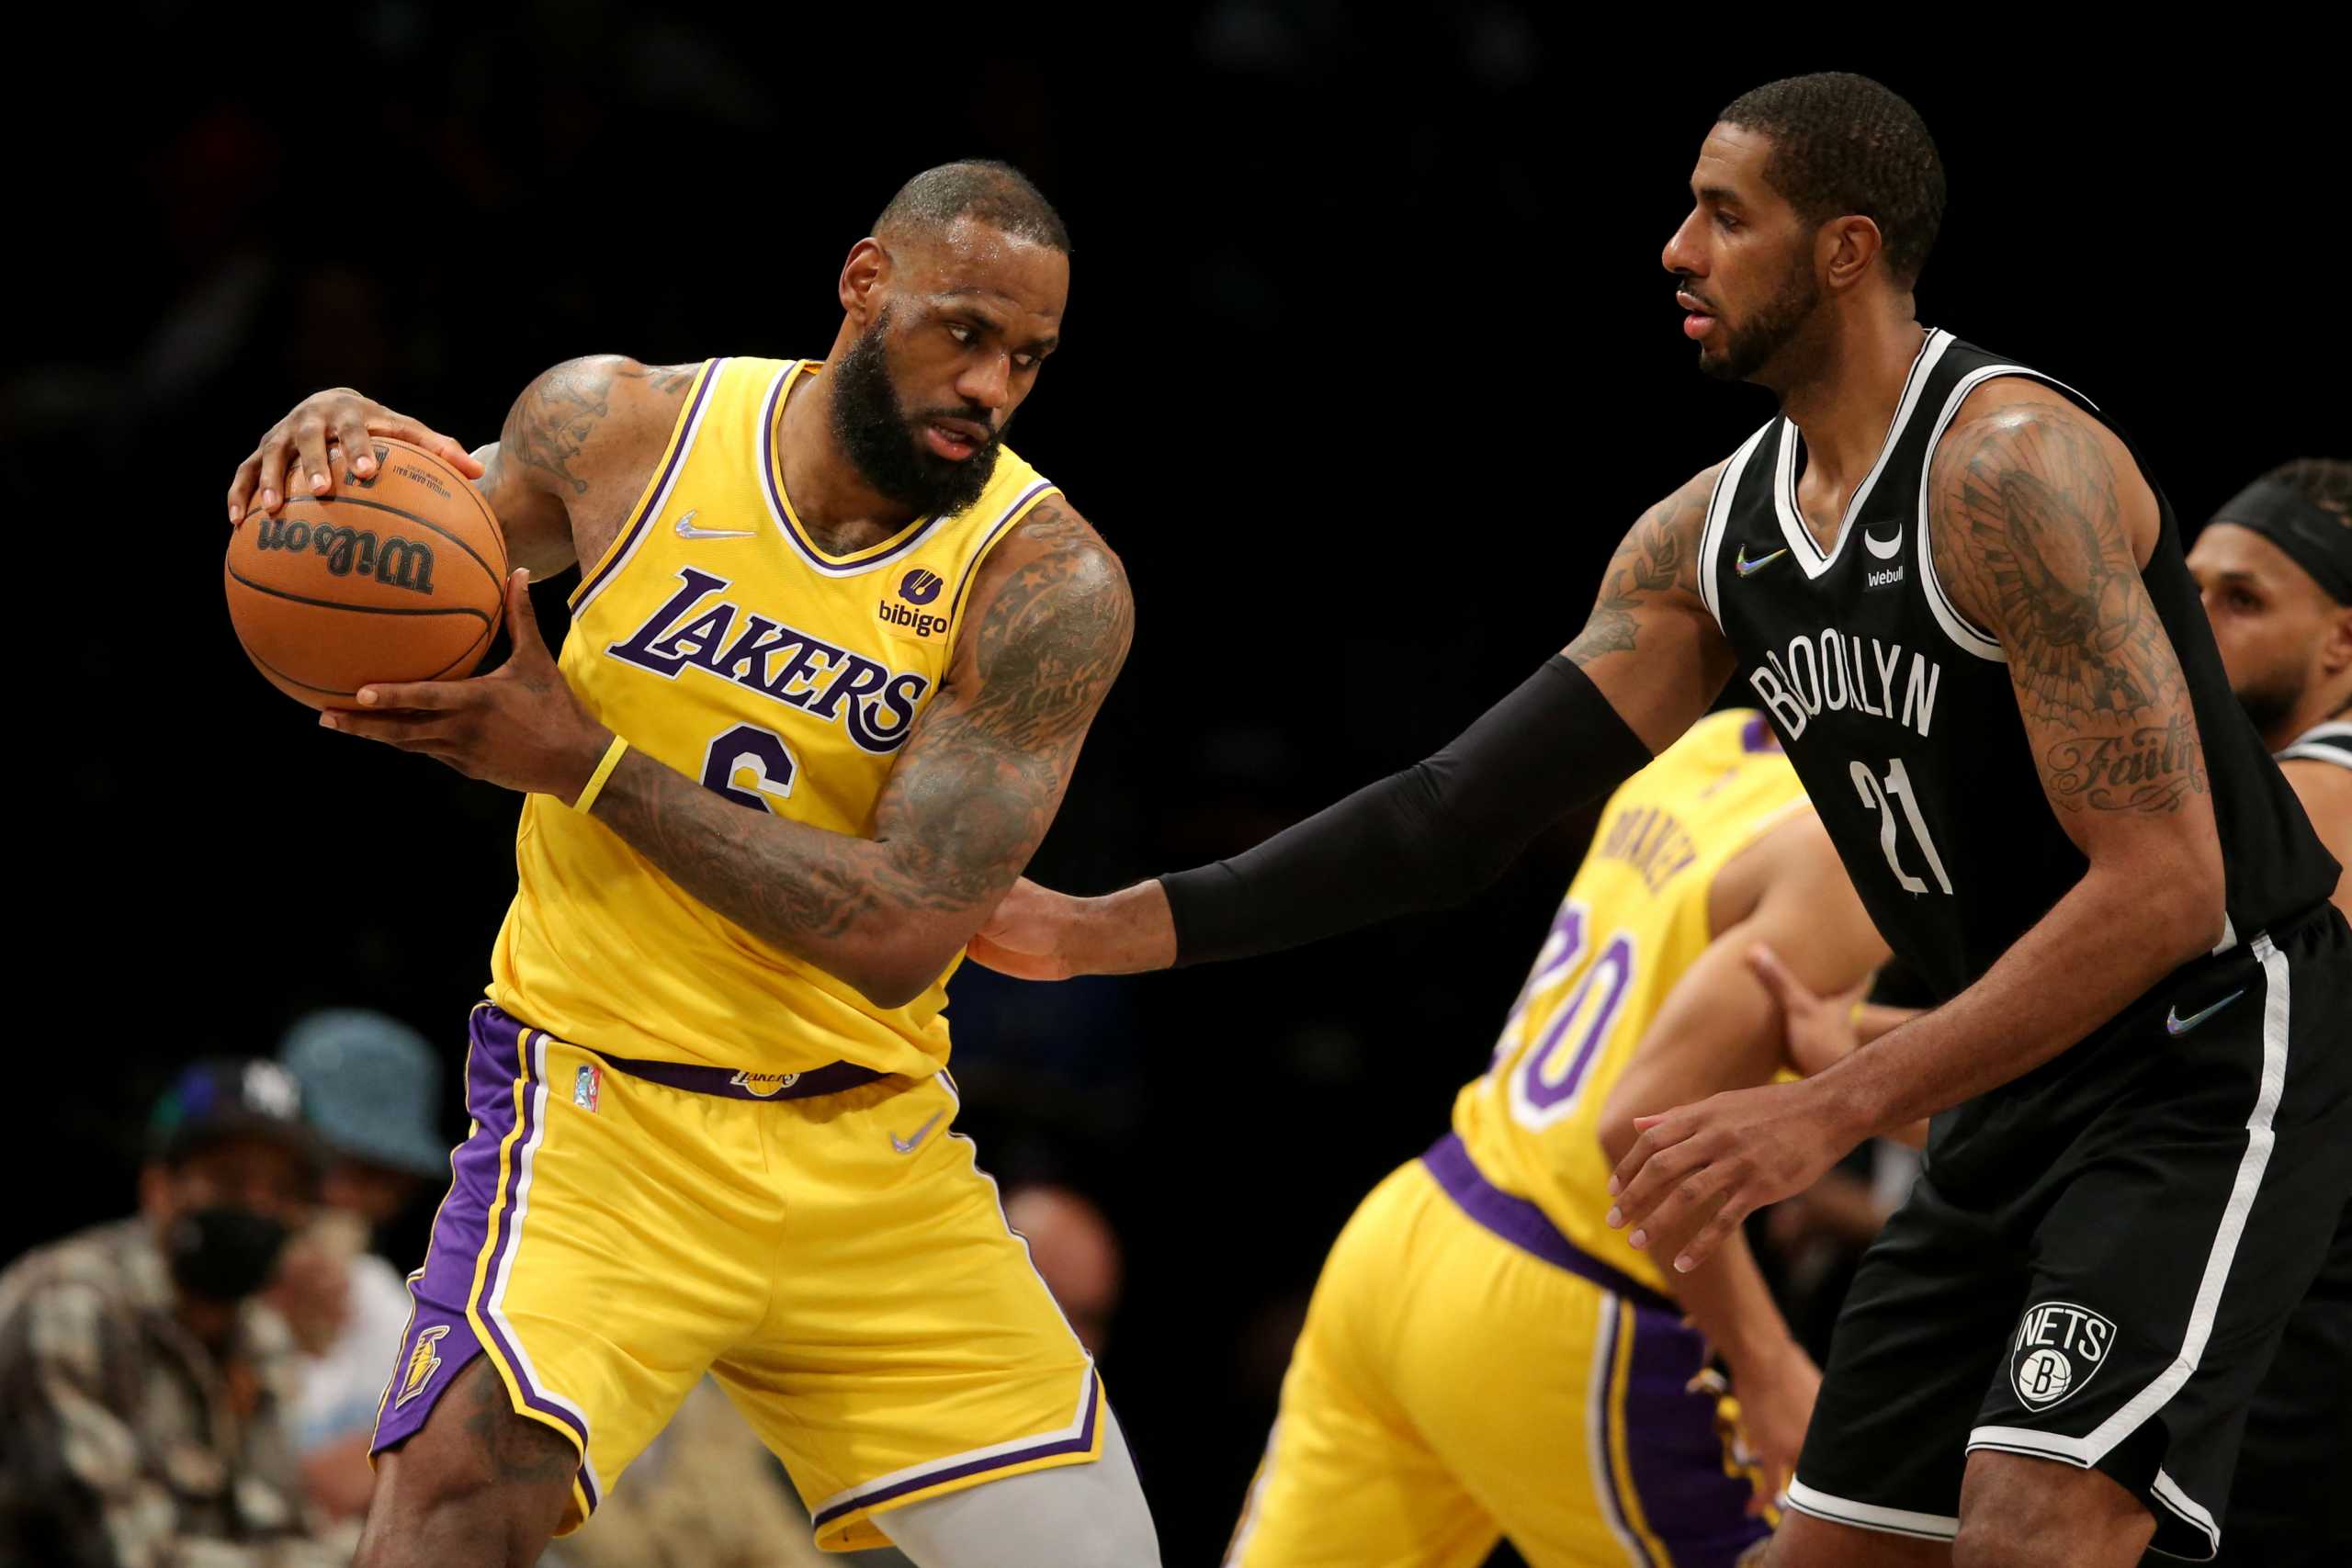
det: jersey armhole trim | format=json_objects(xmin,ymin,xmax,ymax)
[
  {"xmin": 944, "ymin": 479, "xmax": 1062, "ymax": 652},
  {"xmin": 569, "ymin": 358, "xmax": 725, "ymax": 614},
  {"xmin": 1912, "ymin": 363, "xmax": 2102, "ymax": 664},
  {"xmin": 1696, "ymin": 423, "xmax": 1773, "ymax": 632}
]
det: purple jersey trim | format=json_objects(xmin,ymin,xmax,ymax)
[
  {"xmin": 1622, "ymin": 1297, "xmax": 1774, "ymax": 1565},
  {"xmin": 571, "ymin": 359, "xmax": 723, "ymax": 611},
  {"xmin": 809, "ymin": 1372, "xmax": 1104, "ymax": 1529},
  {"xmin": 1421, "ymin": 1132, "xmax": 1678, "ymax": 1314},
  {"xmin": 1594, "ymin": 1303, "xmax": 1662, "ymax": 1568}
]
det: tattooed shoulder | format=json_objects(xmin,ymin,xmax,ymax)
[
  {"xmin": 1566, "ymin": 461, "xmax": 1722, "ymax": 666},
  {"xmin": 956, "ymin": 499, "xmax": 1136, "ymax": 755},
  {"xmin": 1929, "ymin": 394, "xmax": 2205, "ymax": 813},
  {"xmin": 500, "ymin": 355, "xmax": 699, "ymax": 562}
]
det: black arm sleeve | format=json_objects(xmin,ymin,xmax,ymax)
[{"xmin": 1159, "ymin": 656, "xmax": 1655, "ymax": 966}]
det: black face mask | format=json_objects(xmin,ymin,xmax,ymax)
[{"xmin": 164, "ymin": 1205, "xmax": 290, "ymax": 1303}]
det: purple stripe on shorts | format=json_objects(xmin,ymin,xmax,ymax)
[
  {"xmin": 809, "ymin": 1372, "xmax": 1103, "ymax": 1529},
  {"xmin": 1620, "ymin": 1300, "xmax": 1771, "ymax": 1568},
  {"xmin": 1594, "ymin": 1303, "xmax": 1661, "ymax": 1568},
  {"xmin": 1421, "ymin": 1132, "xmax": 1678, "ymax": 1314},
  {"xmin": 372, "ymin": 1006, "xmax": 598, "ymax": 1511}
]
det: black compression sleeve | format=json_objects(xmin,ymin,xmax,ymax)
[{"xmin": 1159, "ymin": 656, "xmax": 1654, "ymax": 966}]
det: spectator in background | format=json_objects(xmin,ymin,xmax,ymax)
[
  {"xmin": 0, "ymin": 1059, "xmax": 341, "ymax": 1566},
  {"xmin": 271, "ymin": 1010, "xmax": 451, "ymax": 1524},
  {"xmin": 1004, "ymin": 1184, "xmax": 1124, "ymax": 1356}
]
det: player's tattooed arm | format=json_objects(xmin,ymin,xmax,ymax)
[
  {"xmin": 1931, "ymin": 399, "xmax": 2211, "ymax": 818},
  {"xmin": 481, "ymin": 355, "xmax": 699, "ymax": 579},
  {"xmin": 1563, "ymin": 463, "xmax": 1738, "ymax": 752},
  {"xmin": 589, "ymin": 500, "xmax": 1135, "ymax": 1008}
]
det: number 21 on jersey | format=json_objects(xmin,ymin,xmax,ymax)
[{"xmin": 1496, "ymin": 899, "xmax": 1640, "ymax": 1133}]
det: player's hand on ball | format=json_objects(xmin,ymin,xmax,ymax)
[
  {"xmin": 1605, "ymin": 1077, "xmax": 1859, "ymax": 1275},
  {"xmin": 967, "ymin": 878, "xmax": 1085, "ymax": 980},
  {"xmin": 320, "ymin": 570, "xmax": 610, "ymax": 801},
  {"xmin": 227, "ymin": 387, "xmax": 482, "ymax": 524},
  {"xmin": 1747, "ymin": 943, "xmax": 1866, "ymax": 1077}
]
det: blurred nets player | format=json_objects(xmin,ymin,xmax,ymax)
[
  {"xmin": 1222, "ymin": 711, "xmax": 1892, "ymax": 1567},
  {"xmin": 975, "ymin": 76, "xmax": 2351, "ymax": 1565},
  {"xmin": 222, "ymin": 163, "xmax": 1159, "ymax": 1567},
  {"xmin": 2181, "ymin": 459, "xmax": 2350, "ymax": 1567}
]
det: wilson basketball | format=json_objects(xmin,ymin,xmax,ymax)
[{"xmin": 224, "ymin": 438, "xmax": 507, "ymax": 710}]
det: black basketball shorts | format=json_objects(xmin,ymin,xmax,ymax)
[{"xmin": 1787, "ymin": 905, "xmax": 2352, "ymax": 1562}]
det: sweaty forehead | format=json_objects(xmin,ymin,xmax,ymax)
[{"xmin": 895, "ymin": 216, "xmax": 1069, "ymax": 327}]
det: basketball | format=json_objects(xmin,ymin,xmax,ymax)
[{"xmin": 224, "ymin": 438, "xmax": 508, "ymax": 710}]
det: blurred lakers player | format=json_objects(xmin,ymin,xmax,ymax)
[
  {"xmin": 221, "ymin": 163, "xmax": 1158, "ymax": 1567},
  {"xmin": 1207, "ymin": 712, "xmax": 1891, "ymax": 1568}
]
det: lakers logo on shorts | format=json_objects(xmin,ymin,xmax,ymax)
[
  {"xmin": 395, "ymin": 1325, "xmax": 451, "ymax": 1408},
  {"xmin": 729, "ymin": 1069, "xmax": 801, "ymax": 1098},
  {"xmin": 2009, "ymin": 1301, "xmax": 2115, "ymax": 1410}
]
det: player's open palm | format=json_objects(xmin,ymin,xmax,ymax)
[
  {"xmin": 227, "ymin": 388, "xmax": 481, "ymax": 524},
  {"xmin": 322, "ymin": 569, "xmax": 607, "ymax": 801}
]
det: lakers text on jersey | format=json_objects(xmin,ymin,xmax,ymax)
[{"xmin": 370, "ymin": 358, "xmax": 1108, "ymax": 1550}]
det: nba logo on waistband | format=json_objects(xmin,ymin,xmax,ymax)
[
  {"xmin": 394, "ymin": 1325, "xmax": 450, "ymax": 1408},
  {"xmin": 729, "ymin": 1069, "xmax": 801, "ymax": 1097},
  {"xmin": 573, "ymin": 1064, "xmax": 602, "ymax": 1112}
]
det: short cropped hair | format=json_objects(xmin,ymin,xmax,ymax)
[
  {"xmin": 1719, "ymin": 73, "xmax": 1945, "ymax": 289},
  {"xmin": 2258, "ymin": 457, "xmax": 2352, "ymax": 522},
  {"xmin": 874, "ymin": 160, "xmax": 1070, "ymax": 254}
]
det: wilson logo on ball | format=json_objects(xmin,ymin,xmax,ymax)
[
  {"xmin": 899, "ymin": 568, "xmax": 944, "ymax": 606},
  {"xmin": 252, "ymin": 515, "xmax": 437, "ymax": 594}
]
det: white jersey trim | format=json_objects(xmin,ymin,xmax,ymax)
[
  {"xmin": 1772, "ymin": 329, "xmax": 1953, "ymax": 581},
  {"xmin": 1695, "ymin": 423, "xmax": 1774, "ymax": 633},
  {"xmin": 1967, "ymin": 930, "xmax": 2289, "ymax": 1511},
  {"xmin": 2278, "ymin": 718, "xmax": 2352, "ymax": 771},
  {"xmin": 1912, "ymin": 363, "xmax": 2102, "ymax": 664},
  {"xmin": 1782, "ymin": 1478, "xmax": 1959, "ymax": 1540}
]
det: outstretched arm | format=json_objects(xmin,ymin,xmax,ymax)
[
  {"xmin": 1608, "ymin": 388, "xmax": 2224, "ymax": 1273},
  {"xmin": 326, "ymin": 501, "xmax": 1133, "ymax": 1010},
  {"xmin": 969, "ymin": 465, "xmax": 1736, "ymax": 978}
]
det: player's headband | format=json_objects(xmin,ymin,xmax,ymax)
[{"xmin": 2212, "ymin": 479, "xmax": 2352, "ymax": 605}]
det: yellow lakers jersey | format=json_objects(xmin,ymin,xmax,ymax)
[
  {"xmin": 1451, "ymin": 709, "xmax": 1808, "ymax": 1295},
  {"xmin": 491, "ymin": 356, "xmax": 1060, "ymax": 1077}
]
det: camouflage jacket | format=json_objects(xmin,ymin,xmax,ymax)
[{"xmin": 0, "ymin": 1219, "xmax": 343, "ymax": 1568}]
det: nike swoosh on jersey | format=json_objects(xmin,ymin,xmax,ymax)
[
  {"xmin": 1736, "ymin": 544, "xmax": 1791, "ymax": 577},
  {"xmin": 2165, "ymin": 989, "xmax": 2245, "ymax": 1036},
  {"xmin": 1863, "ymin": 528, "xmax": 1904, "ymax": 559},
  {"xmin": 674, "ymin": 509, "xmax": 756, "ymax": 541},
  {"xmin": 890, "ymin": 1111, "xmax": 944, "ymax": 1155}
]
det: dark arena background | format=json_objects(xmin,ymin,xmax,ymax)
[{"xmin": 10, "ymin": 13, "xmax": 2341, "ymax": 1566}]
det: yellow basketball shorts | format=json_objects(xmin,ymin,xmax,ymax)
[
  {"xmin": 370, "ymin": 1004, "xmax": 1104, "ymax": 1551},
  {"xmin": 1225, "ymin": 1134, "xmax": 1770, "ymax": 1568}
]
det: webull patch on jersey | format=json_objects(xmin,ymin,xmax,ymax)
[{"xmin": 2009, "ymin": 1300, "xmax": 2116, "ymax": 1410}]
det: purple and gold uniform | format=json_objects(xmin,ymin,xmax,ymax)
[
  {"xmin": 1226, "ymin": 711, "xmax": 1804, "ymax": 1568},
  {"xmin": 370, "ymin": 357, "xmax": 1102, "ymax": 1552}
]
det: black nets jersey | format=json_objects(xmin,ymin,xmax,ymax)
[{"xmin": 1695, "ymin": 329, "xmax": 2337, "ymax": 1002}]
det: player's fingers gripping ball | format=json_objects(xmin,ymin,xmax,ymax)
[{"xmin": 225, "ymin": 437, "xmax": 507, "ymax": 710}]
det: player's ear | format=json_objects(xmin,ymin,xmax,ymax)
[
  {"xmin": 1821, "ymin": 214, "xmax": 1883, "ymax": 293},
  {"xmin": 840, "ymin": 238, "xmax": 891, "ymax": 324},
  {"xmin": 2320, "ymin": 604, "xmax": 2352, "ymax": 678}
]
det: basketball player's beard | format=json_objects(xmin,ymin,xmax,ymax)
[
  {"xmin": 831, "ymin": 309, "xmax": 1008, "ymax": 517},
  {"xmin": 1702, "ymin": 265, "xmax": 1825, "ymax": 384}
]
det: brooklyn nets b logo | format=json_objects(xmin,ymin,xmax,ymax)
[{"xmin": 2009, "ymin": 1301, "xmax": 2117, "ymax": 1411}]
